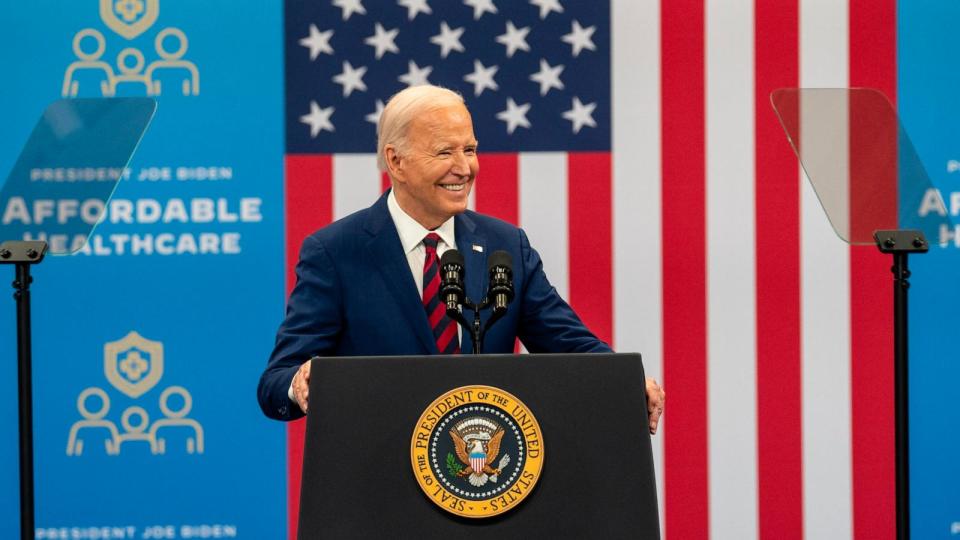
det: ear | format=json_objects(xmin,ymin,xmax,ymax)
[{"xmin": 384, "ymin": 145, "xmax": 404, "ymax": 183}]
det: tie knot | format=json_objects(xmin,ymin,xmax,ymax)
[{"xmin": 422, "ymin": 233, "xmax": 441, "ymax": 251}]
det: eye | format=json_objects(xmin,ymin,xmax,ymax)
[{"xmin": 464, "ymin": 147, "xmax": 477, "ymax": 155}]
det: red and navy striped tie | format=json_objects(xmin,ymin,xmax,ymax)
[{"xmin": 422, "ymin": 233, "xmax": 460, "ymax": 354}]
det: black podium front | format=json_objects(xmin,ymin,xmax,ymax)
[{"xmin": 298, "ymin": 353, "xmax": 660, "ymax": 539}]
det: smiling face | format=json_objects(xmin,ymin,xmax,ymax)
[{"xmin": 386, "ymin": 103, "xmax": 478, "ymax": 230}]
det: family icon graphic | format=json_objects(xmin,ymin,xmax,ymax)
[{"xmin": 66, "ymin": 332, "xmax": 204, "ymax": 456}]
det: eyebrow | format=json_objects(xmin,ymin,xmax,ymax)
[{"xmin": 433, "ymin": 141, "xmax": 478, "ymax": 151}]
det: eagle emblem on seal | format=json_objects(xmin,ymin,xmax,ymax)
[{"xmin": 449, "ymin": 417, "xmax": 512, "ymax": 487}]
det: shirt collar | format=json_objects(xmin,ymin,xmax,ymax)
[{"xmin": 387, "ymin": 189, "xmax": 457, "ymax": 253}]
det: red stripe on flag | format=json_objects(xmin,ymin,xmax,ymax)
[
  {"xmin": 283, "ymin": 154, "xmax": 333, "ymax": 540},
  {"xmin": 849, "ymin": 1, "xmax": 897, "ymax": 538},
  {"xmin": 755, "ymin": 1, "xmax": 802, "ymax": 538},
  {"xmin": 286, "ymin": 155, "xmax": 333, "ymax": 290},
  {"xmin": 661, "ymin": 0, "xmax": 708, "ymax": 536},
  {"xmin": 474, "ymin": 153, "xmax": 521, "ymax": 353},
  {"xmin": 381, "ymin": 171, "xmax": 391, "ymax": 193},
  {"xmin": 567, "ymin": 152, "xmax": 612, "ymax": 346},
  {"xmin": 476, "ymin": 153, "xmax": 519, "ymax": 224}
]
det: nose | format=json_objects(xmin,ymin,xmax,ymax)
[{"xmin": 451, "ymin": 151, "xmax": 471, "ymax": 177}]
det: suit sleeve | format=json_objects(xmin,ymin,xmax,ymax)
[
  {"xmin": 257, "ymin": 234, "xmax": 343, "ymax": 421},
  {"xmin": 515, "ymin": 228, "xmax": 613, "ymax": 353}
]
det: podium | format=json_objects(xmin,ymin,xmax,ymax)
[{"xmin": 298, "ymin": 353, "xmax": 660, "ymax": 539}]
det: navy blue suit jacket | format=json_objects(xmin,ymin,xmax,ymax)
[{"xmin": 258, "ymin": 191, "xmax": 611, "ymax": 420}]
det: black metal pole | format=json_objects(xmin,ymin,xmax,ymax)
[
  {"xmin": 14, "ymin": 262, "xmax": 34, "ymax": 540},
  {"xmin": 874, "ymin": 229, "xmax": 926, "ymax": 540},
  {"xmin": 471, "ymin": 305, "xmax": 483, "ymax": 355},
  {"xmin": 892, "ymin": 252, "xmax": 910, "ymax": 540}
]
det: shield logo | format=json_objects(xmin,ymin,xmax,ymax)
[
  {"xmin": 100, "ymin": 0, "xmax": 160, "ymax": 40},
  {"xmin": 104, "ymin": 331, "xmax": 164, "ymax": 398}
]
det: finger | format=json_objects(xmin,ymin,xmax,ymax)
[
  {"xmin": 650, "ymin": 394, "xmax": 665, "ymax": 412},
  {"xmin": 294, "ymin": 379, "xmax": 309, "ymax": 413},
  {"xmin": 649, "ymin": 385, "xmax": 665, "ymax": 408},
  {"xmin": 646, "ymin": 378, "xmax": 663, "ymax": 399},
  {"xmin": 648, "ymin": 393, "xmax": 664, "ymax": 413},
  {"xmin": 649, "ymin": 407, "xmax": 663, "ymax": 434},
  {"xmin": 297, "ymin": 388, "xmax": 309, "ymax": 413}
]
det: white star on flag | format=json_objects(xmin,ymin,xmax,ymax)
[
  {"xmin": 398, "ymin": 60, "xmax": 433, "ymax": 86},
  {"xmin": 332, "ymin": 60, "xmax": 368, "ymax": 96},
  {"xmin": 529, "ymin": 0, "xmax": 563, "ymax": 19},
  {"xmin": 300, "ymin": 101, "xmax": 335, "ymax": 137},
  {"xmin": 398, "ymin": 0, "xmax": 432, "ymax": 20},
  {"xmin": 299, "ymin": 24, "xmax": 334, "ymax": 61},
  {"xmin": 463, "ymin": 0, "xmax": 497, "ymax": 20},
  {"xmin": 463, "ymin": 60, "xmax": 499, "ymax": 96},
  {"xmin": 365, "ymin": 99, "xmax": 385, "ymax": 125},
  {"xmin": 529, "ymin": 58, "xmax": 564, "ymax": 96},
  {"xmin": 364, "ymin": 23, "xmax": 399, "ymax": 59},
  {"xmin": 496, "ymin": 21, "xmax": 530, "ymax": 58},
  {"xmin": 430, "ymin": 21, "xmax": 466, "ymax": 58},
  {"xmin": 496, "ymin": 98, "xmax": 531, "ymax": 134},
  {"xmin": 562, "ymin": 96, "xmax": 596, "ymax": 133},
  {"xmin": 332, "ymin": 0, "xmax": 366, "ymax": 20},
  {"xmin": 562, "ymin": 20, "xmax": 597, "ymax": 57}
]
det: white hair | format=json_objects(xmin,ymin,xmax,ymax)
[{"xmin": 376, "ymin": 85, "xmax": 466, "ymax": 172}]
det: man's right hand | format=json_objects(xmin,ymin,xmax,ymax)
[{"xmin": 291, "ymin": 360, "xmax": 311, "ymax": 413}]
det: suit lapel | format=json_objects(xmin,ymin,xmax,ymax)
[
  {"xmin": 363, "ymin": 193, "xmax": 437, "ymax": 354},
  {"xmin": 455, "ymin": 212, "xmax": 486, "ymax": 355}
]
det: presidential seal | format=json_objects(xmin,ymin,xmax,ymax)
[{"xmin": 410, "ymin": 385, "xmax": 544, "ymax": 518}]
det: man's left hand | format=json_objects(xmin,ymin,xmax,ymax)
[{"xmin": 646, "ymin": 377, "xmax": 665, "ymax": 435}]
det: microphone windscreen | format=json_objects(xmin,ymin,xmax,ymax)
[
  {"xmin": 487, "ymin": 250, "xmax": 512, "ymax": 271},
  {"xmin": 440, "ymin": 248, "xmax": 464, "ymax": 267}
]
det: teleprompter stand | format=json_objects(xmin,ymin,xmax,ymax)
[
  {"xmin": 0, "ymin": 240, "xmax": 47, "ymax": 540},
  {"xmin": 771, "ymin": 88, "xmax": 954, "ymax": 540},
  {"xmin": 874, "ymin": 230, "xmax": 928, "ymax": 539},
  {"xmin": 0, "ymin": 97, "xmax": 156, "ymax": 539}
]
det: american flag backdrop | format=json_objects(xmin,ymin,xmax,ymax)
[{"xmin": 282, "ymin": 0, "xmax": 897, "ymax": 538}]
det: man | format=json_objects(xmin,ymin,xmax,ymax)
[{"xmin": 258, "ymin": 85, "xmax": 665, "ymax": 431}]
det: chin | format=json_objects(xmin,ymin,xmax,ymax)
[{"xmin": 444, "ymin": 203, "xmax": 468, "ymax": 217}]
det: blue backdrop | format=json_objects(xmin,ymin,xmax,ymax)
[
  {"xmin": 900, "ymin": 2, "xmax": 960, "ymax": 538},
  {"xmin": 0, "ymin": 1, "xmax": 286, "ymax": 538}
]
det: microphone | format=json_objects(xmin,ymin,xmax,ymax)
[
  {"xmin": 487, "ymin": 250, "xmax": 514, "ymax": 314},
  {"xmin": 439, "ymin": 249, "xmax": 465, "ymax": 313}
]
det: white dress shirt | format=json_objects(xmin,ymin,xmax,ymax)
[{"xmin": 386, "ymin": 189, "xmax": 457, "ymax": 296}]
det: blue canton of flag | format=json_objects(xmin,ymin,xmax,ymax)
[{"xmin": 284, "ymin": 0, "xmax": 611, "ymax": 153}]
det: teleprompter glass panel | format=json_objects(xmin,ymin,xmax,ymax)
[
  {"xmin": 0, "ymin": 98, "xmax": 156, "ymax": 254},
  {"xmin": 770, "ymin": 88, "xmax": 952, "ymax": 245}
]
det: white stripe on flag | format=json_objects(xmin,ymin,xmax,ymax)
[
  {"xmin": 333, "ymin": 154, "xmax": 380, "ymax": 220},
  {"xmin": 706, "ymin": 0, "xmax": 759, "ymax": 538},
  {"xmin": 519, "ymin": 152, "xmax": 569, "ymax": 300},
  {"xmin": 799, "ymin": 1, "xmax": 853, "ymax": 538},
  {"xmin": 612, "ymin": 0, "xmax": 664, "ymax": 533}
]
